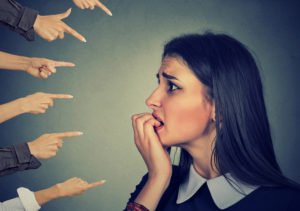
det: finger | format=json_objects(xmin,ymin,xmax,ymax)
[
  {"xmin": 48, "ymin": 93, "xmax": 74, "ymax": 99},
  {"xmin": 58, "ymin": 31, "xmax": 65, "ymax": 40},
  {"xmin": 40, "ymin": 104, "xmax": 49, "ymax": 110},
  {"xmin": 54, "ymin": 61, "xmax": 75, "ymax": 67},
  {"xmin": 82, "ymin": 1, "xmax": 90, "ymax": 9},
  {"xmin": 39, "ymin": 71, "xmax": 48, "ymax": 79},
  {"xmin": 45, "ymin": 65, "xmax": 56, "ymax": 74},
  {"xmin": 95, "ymin": 0, "xmax": 112, "ymax": 16},
  {"xmin": 87, "ymin": 180, "xmax": 106, "ymax": 189},
  {"xmin": 144, "ymin": 118, "xmax": 161, "ymax": 134},
  {"xmin": 53, "ymin": 131, "xmax": 83, "ymax": 138},
  {"xmin": 63, "ymin": 23, "xmax": 86, "ymax": 43},
  {"xmin": 131, "ymin": 113, "xmax": 147, "ymax": 138},
  {"xmin": 57, "ymin": 140, "xmax": 63, "ymax": 148},
  {"xmin": 60, "ymin": 8, "xmax": 72, "ymax": 19},
  {"xmin": 136, "ymin": 114, "xmax": 153, "ymax": 137},
  {"xmin": 36, "ymin": 108, "xmax": 46, "ymax": 114},
  {"xmin": 47, "ymin": 100, "xmax": 54, "ymax": 107}
]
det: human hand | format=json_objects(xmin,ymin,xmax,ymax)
[
  {"xmin": 72, "ymin": 0, "xmax": 112, "ymax": 16},
  {"xmin": 26, "ymin": 57, "xmax": 75, "ymax": 79},
  {"xmin": 55, "ymin": 177, "xmax": 106, "ymax": 197},
  {"xmin": 33, "ymin": 8, "xmax": 86, "ymax": 42},
  {"xmin": 131, "ymin": 113, "xmax": 172, "ymax": 183},
  {"xmin": 19, "ymin": 92, "xmax": 73, "ymax": 114},
  {"xmin": 28, "ymin": 131, "xmax": 83, "ymax": 159}
]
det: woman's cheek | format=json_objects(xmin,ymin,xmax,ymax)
[{"xmin": 168, "ymin": 101, "xmax": 211, "ymax": 141}]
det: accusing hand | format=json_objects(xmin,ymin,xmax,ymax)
[
  {"xmin": 72, "ymin": 0, "xmax": 112, "ymax": 15},
  {"xmin": 26, "ymin": 57, "xmax": 75, "ymax": 79},
  {"xmin": 28, "ymin": 131, "xmax": 83, "ymax": 159},
  {"xmin": 33, "ymin": 8, "xmax": 86, "ymax": 42}
]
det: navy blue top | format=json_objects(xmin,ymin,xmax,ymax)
[{"xmin": 126, "ymin": 167, "xmax": 300, "ymax": 211}]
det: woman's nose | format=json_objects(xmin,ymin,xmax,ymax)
[{"xmin": 145, "ymin": 88, "xmax": 162, "ymax": 109}]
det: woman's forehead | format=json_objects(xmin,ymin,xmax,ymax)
[{"xmin": 158, "ymin": 56, "xmax": 195, "ymax": 79}]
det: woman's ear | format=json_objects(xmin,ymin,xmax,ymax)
[{"xmin": 210, "ymin": 101, "xmax": 216, "ymax": 122}]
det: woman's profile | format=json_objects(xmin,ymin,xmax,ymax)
[{"xmin": 125, "ymin": 33, "xmax": 300, "ymax": 211}]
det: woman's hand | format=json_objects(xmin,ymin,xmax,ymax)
[
  {"xmin": 132, "ymin": 113, "xmax": 172, "ymax": 182},
  {"xmin": 28, "ymin": 131, "xmax": 83, "ymax": 159},
  {"xmin": 131, "ymin": 113, "xmax": 172, "ymax": 210},
  {"xmin": 72, "ymin": 0, "xmax": 112, "ymax": 16},
  {"xmin": 26, "ymin": 57, "xmax": 75, "ymax": 79},
  {"xmin": 20, "ymin": 92, "xmax": 73, "ymax": 114}
]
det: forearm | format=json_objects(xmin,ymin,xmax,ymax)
[
  {"xmin": 0, "ymin": 98, "xmax": 26, "ymax": 123},
  {"xmin": 0, "ymin": 51, "xmax": 31, "ymax": 71},
  {"xmin": 34, "ymin": 185, "xmax": 61, "ymax": 206},
  {"xmin": 134, "ymin": 177, "xmax": 169, "ymax": 211}
]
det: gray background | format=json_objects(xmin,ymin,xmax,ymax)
[{"xmin": 0, "ymin": 0, "xmax": 299, "ymax": 210}]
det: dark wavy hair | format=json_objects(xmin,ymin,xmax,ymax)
[{"xmin": 163, "ymin": 33, "xmax": 299, "ymax": 188}]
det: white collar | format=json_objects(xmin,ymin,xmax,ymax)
[{"xmin": 176, "ymin": 165, "xmax": 259, "ymax": 209}]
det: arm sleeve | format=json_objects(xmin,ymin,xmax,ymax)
[
  {"xmin": 0, "ymin": 143, "xmax": 41, "ymax": 176},
  {"xmin": 0, "ymin": 0, "xmax": 38, "ymax": 41},
  {"xmin": 0, "ymin": 187, "xmax": 40, "ymax": 211},
  {"xmin": 123, "ymin": 173, "xmax": 149, "ymax": 211}
]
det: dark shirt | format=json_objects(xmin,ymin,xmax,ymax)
[
  {"xmin": 0, "ymin": 143, "xmax": 41, "ymax": 176},
  {"xmin": 0, "ymin": 0, "xmax": 38, "ymax": 41},
  {"xmin": 126, "ymin": 166, "xmax": 300, "ymax": 211}
]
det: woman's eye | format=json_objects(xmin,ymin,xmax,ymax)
[{"xmin": 167, "ymin": 81, "xmax": 180, "ymax": 93}]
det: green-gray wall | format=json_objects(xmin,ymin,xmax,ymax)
[{"xmin": 0, "ymin": 0, "xmax": 299, "ymax": 210}]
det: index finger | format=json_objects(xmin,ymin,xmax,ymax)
[
  {"xmin": 53, "ymin": 131, "xmax": 83, "ymax": 138},
  {"xmin": 87, "ymin": 180, "xmax": 106, "ymax": 189},
  {"xmin": 63, "ymin": 23, "xmax": 86, "ymax": 43},
  {"xmin": 54, "ymin": 61, "xmax": 76, "ymax": 67},
  {"xmin": 95, "ymin": 1, "xmax": 112, "ymax": 16},
  {"xmin": 48, "ymin": 93, "xmax": 74, "ymax": 99}
]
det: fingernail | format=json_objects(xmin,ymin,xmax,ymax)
[
  {"xmin": 107, "ymin": 11, "xmax": 112, "ymax": 16},
  {"xmin": 100, "ymin": 180, "xmax": 106, "ymax": 184},
  {"xmin": 67, "ymin": 95, "xmax": 74, "ymax": 99},
  {"xmin": 82, "ymin": 38, "xmax": 87, "ymax": 43},
  {"xmin": 77, "ymin": 132, "xmax": 83, "ymax": 135}
]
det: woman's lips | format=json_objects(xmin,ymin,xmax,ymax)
[{"xmin": 152, "ymin": 113, "xmax": 164, "ymax": 132}]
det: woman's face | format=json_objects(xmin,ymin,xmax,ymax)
[{"xmin": 146, "ymin": 56, "xmax": 215, "ymax": 147}]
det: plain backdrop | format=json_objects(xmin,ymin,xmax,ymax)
[{"xmin": 0, "ymin": 0, "xmax": 299, "ymax": 210}]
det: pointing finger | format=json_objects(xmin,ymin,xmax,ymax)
[
  {"xmin": 95, "ymin": 1, "xmax": 112, "ymax": 16},
  {"xmin": 54, "ymin": 61, "xmax": 75, "ymax": 67},
  {"xmin": 63, "ymin": 23, "xmax": 86, "ymax": 43},
  {"xmin": 54, "ymin": 131, "xmax": 83, "ymax": 138},
  {"xmin": 87, "ymin": 180, "xmax": 106, "ymax": 189},
  {"xmin": 48, "ymin": 93, "xmax": 74, "ymax": 99}
]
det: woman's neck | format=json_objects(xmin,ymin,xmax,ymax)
[{"xmin": 181, "ymin": 129, "xmax": 219, "ymax": 179}]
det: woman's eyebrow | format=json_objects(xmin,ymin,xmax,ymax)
[{"xmin": 156, "ymin": 72, "xmax": 179, "ymax": 81}]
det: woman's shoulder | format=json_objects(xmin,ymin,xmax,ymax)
[{"xmin": 244, "ymin": 186, "xmax": 300, "ymax": 210}]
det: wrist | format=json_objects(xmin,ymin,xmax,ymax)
[
  {"xmin": 33, "ymin": 15, "xmax": 41, "ymax": 31},
  {"xmin": 17, "ymin": 97, "xmax": 30, "ymax": 113},
  {"xmin": 27, "ymin": 141, "xmax": 38, "ymax": 158},
  {"xmin": 11, "ymin": 98, "xmax": 27, "ymax": 115},
  {"xmin": 34, "ymin": 185, "xmax": 60, "ymax": 206}
]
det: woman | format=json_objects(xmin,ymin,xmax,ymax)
[{"xmin": 125, "ymin": 33, "xmax": 300, "ymax": 211}]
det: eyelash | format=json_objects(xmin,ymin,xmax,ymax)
[
  {"xmin": 167, "ymin": 81, "xmax": 181, "ymax": 93},
  {"xmin": 157, "ymin": 79, "xmax": 181, "ymax": 93}
]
